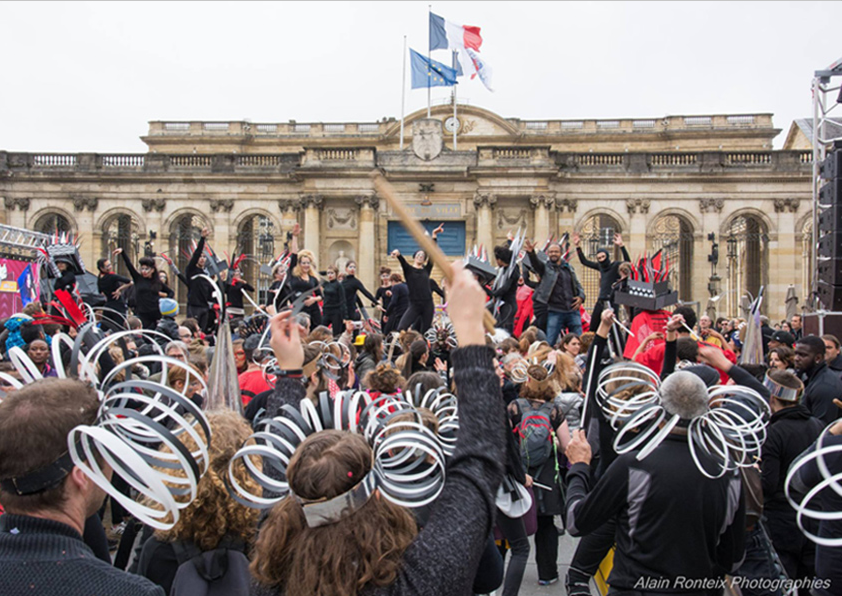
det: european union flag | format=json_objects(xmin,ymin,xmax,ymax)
[{"xmin": 410, "ymin": 48, "xmax": 458, "ymax": 89}]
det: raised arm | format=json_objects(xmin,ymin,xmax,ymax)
[{"xmin": 114, "ymin": 248, "xmax": 140, "ymax": 281}]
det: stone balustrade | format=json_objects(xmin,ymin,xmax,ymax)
[
  {"xmin": 147, "ymin": 112, "xmax": 775, "ymax": 140},
  {"xmin": 0, "ymin": 149, "xmax": 812, "ymax": 176}
]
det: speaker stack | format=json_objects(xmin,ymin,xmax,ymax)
[{"xmin": 817, "ymin": 140, "xmax": 842, "ymax": 310}]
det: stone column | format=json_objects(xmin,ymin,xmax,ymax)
[
  {"xmin": 277, "ymin": 199, "xmax": 302, "ymax": 253},
  {"xmin": 141, "ymin": 198, "xmax": 167, "ymax": 261},
  {"xmin": 473, "ymin": 192, "xmax": 496, "ymax": 253},
  {"xmin": 300, "ymin": 194, "xmax": 323, "ymax": 260},
  {"xmin": 770, "ymin": 199, "xmax": 800, "ymax": 323},
  {"xmin": 555, "ymin": 198, "xmax": 578, "ymax": 238},
  {"xmin": 72, "ymin": 197, "xmax": 99, "ymax": 268},
  {"xmin": 4, "ymin": 198, "xmax": 30, "ymax": 230},
  {"xmin": 530, "ymin": 194, "xmax": 554, "ymax": 243},
  {"xmin": 355, "ymin": 194, "xmax": 379, "ymax": 292},
  {"xmin": 209, "ymin": 199, "xmax": 235, "ymax": 258},
  {"xmin": 698, "ymin": 198, "xmax": 725, "ymax": 318},
  {"xmin": 626, "ymin": 199, "xmax": 650, "ymax": 257}
]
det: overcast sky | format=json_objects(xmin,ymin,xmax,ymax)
[{"xmin": 2, "ymin": 1, "xmax": 840, "ymax": 153}]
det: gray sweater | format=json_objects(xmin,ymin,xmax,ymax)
[
  {"xmin": 251, "ymin": 345, "xmax": 506, "ymax": 596},
  {"xmin": 0, "ymin": 514, "xmax": 164, "ymax": 596}
]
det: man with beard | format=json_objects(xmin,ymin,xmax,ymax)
[
  {"xmin": 524, "ymin": 238, "xmax": 586, "ymax": 346},
  {"xmin": 572, "ymin": 232, "xmax": 630, "ymax": 325},
  {"xmin": 794, "ymin": 336, "xmax": 842, "ymax": 425}
]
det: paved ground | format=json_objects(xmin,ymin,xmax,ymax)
[{"xmin": 493, "ymin": 532, "xmax": 600, "ymax": 596}]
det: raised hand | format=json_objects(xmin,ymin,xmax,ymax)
[
  {"xmin": 613, "ymin": 233, "xmax": 624, "ymax": 247},
  {"xmin": 201, "ymin": 227, "xmax": 210, "ymax": 239},
  {"xmin": 391, "ymin": 249, "xmax": 401, "ymax": 258},
  {"xmin": 291, "ymin": 222, "xmax": 301, "ymax": 237},
  {"xmin": 572, "ymin": 232, "xmax": 581, "ymax": 247},
  {"xmin": 446, "ymin": 262, "xmax": 487, "ymax": 347},
  {"xmin": 565, "ymin": 429, "xmax": 592, "ymax": 465},
  {"xmin": 432, "ymin": 223, "xmax": 445, "ymax": 239},
  {"xmin": 269, "ymin": 311, "xmax": 304, "ymax": 370},
  {"xmin": 523, "ymin": 238, "xmax": 535, "ymax": 253}
]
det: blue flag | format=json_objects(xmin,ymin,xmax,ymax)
[
  {"xmin": 17, "ymin": 264, "xmax": 34, "ymax": 306},
  {"xmin": 410, "ymin": 48, "xmax": 458, "ymax": 89}
]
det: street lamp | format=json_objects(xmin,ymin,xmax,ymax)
[{"xmin": 707, "ymin": 232, "xmax": 720, "ymax": 297}]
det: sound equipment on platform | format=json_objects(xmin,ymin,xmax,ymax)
[
  {"xmin": 803, "ymin": 311, "xmax": 842, "ymax": 338},
  {"xmin": 816, "ymin": 141, "xmax": 842, "ymax": 310}
]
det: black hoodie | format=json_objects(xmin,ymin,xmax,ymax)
[{"xmin": 576, "ymin": 245, "xmax": 631, "ymax": 300}]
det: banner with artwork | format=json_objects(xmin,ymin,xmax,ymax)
[{"xmin": 0, "ymin": 259, "xmax": 40, "ymax": 319}]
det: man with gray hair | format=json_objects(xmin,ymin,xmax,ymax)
[{"xmin": 564, "ymin": 370, "xmax": 745, "ymax": 593}]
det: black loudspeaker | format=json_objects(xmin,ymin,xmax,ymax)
[
  {"xmin": 803, "ymin": 312, "xmax": 842, "ymax": 338},
  {"xmin": 816, "ymin": 143, "xmax": 842, "ymax": 310},
  {"xmin": 817, "ymin": 281, "xmax": 842, "ymax": 311}
]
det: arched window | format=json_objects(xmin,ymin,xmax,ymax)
[
  {"xmin": 101, "ymin": 213, "xmax": 140, "ymax": 278},
  {"xmin": 33, "ymin": 212, "xmax": 72, "ymax": 235},
  {"xmin": 648, "ymin": 214, "xmax": 694, "ymax": 302},
  {"xmin": 236, "ymin": 214, "xmax": 276, "ymax": 307},
  {"xmin": 578, "ymin": 214, "xmax": 623, "ymax": 310},
  {"xmin": 725, "ymin": 215, "xmax": 769, "ymax": 317},
  {"xmin": 169, "ymin": 214, "xmax": 209, "ymax": 306}
]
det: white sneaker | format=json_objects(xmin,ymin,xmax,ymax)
[{"xmin": 110, "ymin": 521, "xmax": 127, "ymax": 536}]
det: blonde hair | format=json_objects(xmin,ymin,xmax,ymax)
[{"xmin": 293, "ymin": 250, "xmax": 317, "ymax": 278}]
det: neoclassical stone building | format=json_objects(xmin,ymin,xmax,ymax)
[{"xmin": 0, "ymin": 104, "xmax": 814, "ymax": 322}]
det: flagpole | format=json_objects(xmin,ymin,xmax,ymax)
[
  {"xmin": 400, "ymin": 35, "xmax": 407, "ymax": 150},
  {"xmin": 427, "ymin": 4, "xmax": 432, "ymax": 118},
  {"xmin": 452, "ymin": 49, "xmax": 457, "ymax": 150}
]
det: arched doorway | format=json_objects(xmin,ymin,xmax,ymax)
[
  {"xmin": 648, "ymin": 214, "xmax": 694, "ymax": 302},
  {"xmin": 33, "ymin": 212, "xmax": 72, "ymax": 235},
  {"xmin": 169, "ymin": 213, "xmax": 210, "ymax": 306},
  {"xmin": 236, "ymin": 214, "xmax": 276, "ymax": 308},
  {"xmin": 724, "ymin": 214, "xmax": 769, "ymax": 317},
  {"xmin": 578, "ymin": 214, "xmax": 623, "ymax": 311},
  {"xmin": 101, "ymin": 213, "xmax": 141, "ymax": 278}
]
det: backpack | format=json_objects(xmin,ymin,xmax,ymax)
[
  {"xmin": 170, "ymin": 536, "xmax": 250, "ymax": 596},
  {"xmin": 514, "ymin": 398, "xmax": 555, "ymax": 469}
]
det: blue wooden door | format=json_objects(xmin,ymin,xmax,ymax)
[{"xmin": 387, "ymin": 221, "xmax": 466, "ymax": 257}]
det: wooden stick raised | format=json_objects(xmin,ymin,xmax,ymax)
[{"xmin": 371, "ymin": 170, "xmax": 497, "ymax": 333}]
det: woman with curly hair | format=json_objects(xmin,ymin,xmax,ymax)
[
  {"xmin": 250, "ymin": 264, "xmax": 505, "ymax": 596},
  {"xmin": 364, "ymin": 363, "xmax": 405, "ymax": 398},
  {"xmin": 136, "ymin": 410, "xmax": 260, "ymax": 594}
]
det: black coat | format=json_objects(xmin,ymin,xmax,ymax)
[
  {"xmin": 801, "ymin": 362, "xmax": 842, "ymax": 425},
  {"xmin": 761, "ymin": 405, "xmax": 824, "ymax": 549}
]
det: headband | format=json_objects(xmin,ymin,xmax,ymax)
[
  {"xmin": 763, "ymin": 373, "xmax": 802, "ymax": 402},
  {"xmin": 0, "ymin": 445, "xmax": 77, "ymax": 496}
]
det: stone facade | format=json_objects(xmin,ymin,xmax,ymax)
[{"xmin": 0, "ymin": 105, "xmax": 813, "ymax": 322}]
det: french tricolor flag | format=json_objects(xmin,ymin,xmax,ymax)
[{"xmin": 429, "ymin": 12, "xmax": 483, "ymax": 53}]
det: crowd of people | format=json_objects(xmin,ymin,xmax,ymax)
[{"xmin": 0, "ymin": 223, "xmax": 840, "ymax": 596}]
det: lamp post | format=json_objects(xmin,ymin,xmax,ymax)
[{"xmin": 707, "ymin": 232, "xmax": 720, "ymax": 297}]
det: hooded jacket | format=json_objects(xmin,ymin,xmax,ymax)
[{"xmin": 576, "ymin": 245, "xmax": 631, "ymax": 300}]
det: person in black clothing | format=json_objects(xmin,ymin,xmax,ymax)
[
  {"xmin": 564, "ymin": 370, "xmax": 746, "ymax": 594},
  {"xmin": 114, "ymin": 248, "xmax": 173, "ymax": 330},
  {"xmin": 250, "ymin": 265, "xmax": 505, "ymax": 596},
  {"xmin": 788, "ymin": 420, "xmax": 842, "ymax": 596},
  {"xmin": 341, "ymin": 260, "xmax": 377, "ymax": 321},
  {"xmin": 97, "ymin": 257, "xmax": 131, "ymax": 328},
  {"xmin": 383, "ymin": 272, "xmax": 409, "ymax": 336},
  {"xmin": 375, "ymin": 266, "xmax": 392, "ymax": 328},
  {"xmin": 572, "ymin": 231, "xmax": 630, "ymax": 326},
  {"xmin": 53, "ymin": 257, "xmax": 77, "ymax": 294},
  {"xmin": 185, "ymin": 227, "xmax": 216, "ymax": 334},
  {"xmin": 321, "ymin": 265, "xmax": 347, "ymax": 337},
  {"xmin": 757, "ymin": 370, "xmax": 824, "ymax": 582},
  {"xmin": 222, "ymin": 266, "xmax": 254, "ymax": 324},
  {"xmin": 487, "ymin": 244, "xmax": 520, "ymax": 333},
  {"xmin": 822, "ymin": 334, "xmax": 842, "ymax": 381},
  {"xmin": 794, "ymin": 335, "xmax": 842, "ymax": 425},
  {"xmin": 391, "ymin": 224, "xmax": 442, "ymax": 334},
  {"xmin": 0, "ymin": 378, "xmax": 164, "ymax": 596},
  {"xmin": 288, "ymin": 249, "xmax": 322, "ymax": 327}
]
